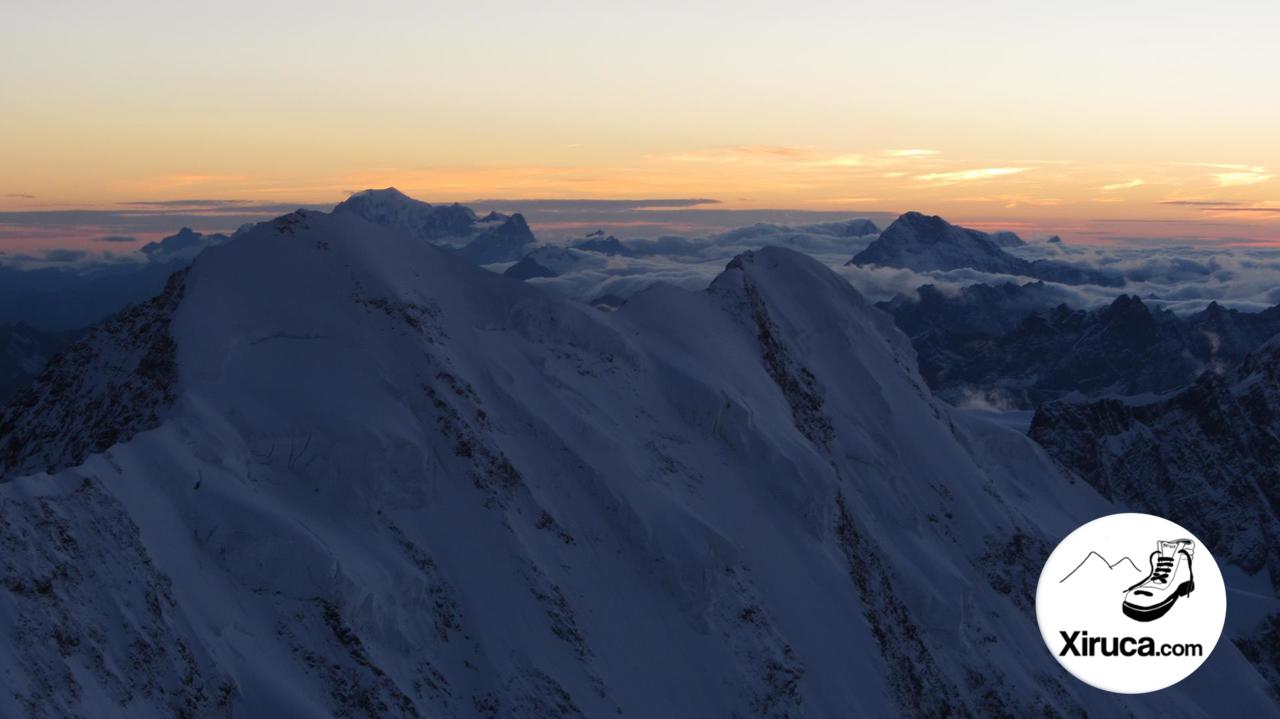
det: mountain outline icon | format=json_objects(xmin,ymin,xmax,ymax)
[{"xmin": 1058, "ymin": 551, "xmax": 1143, "ymax": 584}]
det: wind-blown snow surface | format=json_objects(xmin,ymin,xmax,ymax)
[{"xmin": 0, "ymin": 211, "xmax": 1273, "ymax": 717}]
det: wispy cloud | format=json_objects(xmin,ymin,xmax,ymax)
[
  {"xmin": 120, "ymin": 199, "xmax": 263, "ymax": 208},
  {"xmin": 804, "ymin": 154, "xmax": 867, "ymax": 167},
  {"xmin": 93, "ymin": 235, "xmax": 139, "ymax": 243},
  {"xmin": 1101, "ymin": 179, "xmax": 1144, "ymax": 191},
  {"xmin": 1201, "ymin": 206, "xmax": 1280, "ymax": 215},
  {"xmin": 1213, "ymin": 171, "xmax": 1273, "ymax": 187},
  {"xmin": 1181, "ymin": 163, "xmax": 1267, "ymax": 171},
  {"xmin": 1160, "ymin": 200, "xmax": 1241, "ymax": 207},
  {"xmin": 1174, "ymin": 163, "xmax": 1274, "ymax": 188},
  {"xmin": 915, "ymin": 167, "xmax": 1032, "ymax": 185}
]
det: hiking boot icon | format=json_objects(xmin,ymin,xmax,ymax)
[{"xmin": 1122, "ymin": 539, "xmax": 1195, "ymax": 622}]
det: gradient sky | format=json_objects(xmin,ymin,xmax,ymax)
[{"xmin": 2, "ymin": 1, "xmax": 1278, "ymax": 243}]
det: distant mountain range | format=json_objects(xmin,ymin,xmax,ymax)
[
  {"xmin": 849, "ymin": 212, "xmax": 1123, "ymax": 287},
  {"xmin": 882, "ymin": 284, "xmax": 1280, "ymax": 409}
]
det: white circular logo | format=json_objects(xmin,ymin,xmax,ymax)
[{"xmin": 1035, "ymin": 513, "xmax": 1226, "ymax": 694}]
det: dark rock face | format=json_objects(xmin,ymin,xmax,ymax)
[
  {"xmin": 884, "ymin": 289, "xmax": 1280, "ymax": 409},
  {"xmin": 1029, "ymin": 338, "xmax": 1280, "ymax": 585},
  {"xmin": 850, "ymin": 212, "xmax": 1121, "ymax": 287},
  {"xmin": 720, "ymin": 251, "xmax": 834, "ymax": 450},
  {"xmin": 0, "ymin": 270, "xmax": 187, "ymax": 479}
]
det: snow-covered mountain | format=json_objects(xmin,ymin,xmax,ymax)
[
  {"xmin": 850, "ymin": 212, "xmax": 1028, "ymax": 274},
  {"xmin": 140, "ymin": 227, "xmax": 236, "ymax": 264},
  {"xmin": 0, "ymin": 209, "xmax": 1273, "ymax": 717},
  {"xmin": 850, "ymin": 212, "xmax": 1122, "ymax": 287},
  {"xmin": 333, "ymin": 188, "xmax": 536, "ymax": 263}
]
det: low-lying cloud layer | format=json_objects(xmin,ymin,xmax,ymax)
[
  {"xmin": 514, "ymin": 223, "xmax": 1280, "ymax": 316},
  {"xmin": 4, "ymin": 196, "xmax": 1279, "ymax": 319}
]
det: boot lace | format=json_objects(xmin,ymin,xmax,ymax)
[
  {"xmin": 1149, "ymin": 556, "xmax": 1173, "ymax": 584},
  {"xmin": 1125, "ymin": 551, "xmax": 1173, "ymax": 592}
]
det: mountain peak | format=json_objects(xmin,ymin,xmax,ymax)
[
  {"xmin": 331, "ymin": 189, "xmax": 538, "ymax": 259},
  {"xmin": 349, "ymin": 186, "xmax": 413, "ymax": 201},
  {"xmin": 1107, "ymin": 294, "xmax": 1146, "ymax": 310},
  {"xmin": 848, "ymin": 211, "xmax": 1024, "ymax": 274},
  {"xmin": 848, "ymin": 212, "xmax": 1122, "ymax": 287}
]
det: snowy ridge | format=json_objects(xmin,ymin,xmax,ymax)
[{"xmin": 0, "ymin": 210, "xmax": 1273, "ymax": 716}]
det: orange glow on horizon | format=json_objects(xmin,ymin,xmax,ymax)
[{"xmin": 2, "ymin": 1, "xmax": 1277, "ymax": 244}]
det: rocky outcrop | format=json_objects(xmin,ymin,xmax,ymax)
[
  {"xmin": 0, "ymin": 270, "xmax": 186, "ymax": 479},
  {"xmin": 1030, "ymin": 336, "xmax": 1280, "ymax": 585}
]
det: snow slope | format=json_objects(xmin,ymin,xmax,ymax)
[{"xmin": 0, "ymin": 210, "xmax": 1273, "ymax": 717}]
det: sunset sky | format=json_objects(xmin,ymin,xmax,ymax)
[{"xmin": 3, "ymin": 1, "xmax": 1277, "ymax": 245}]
